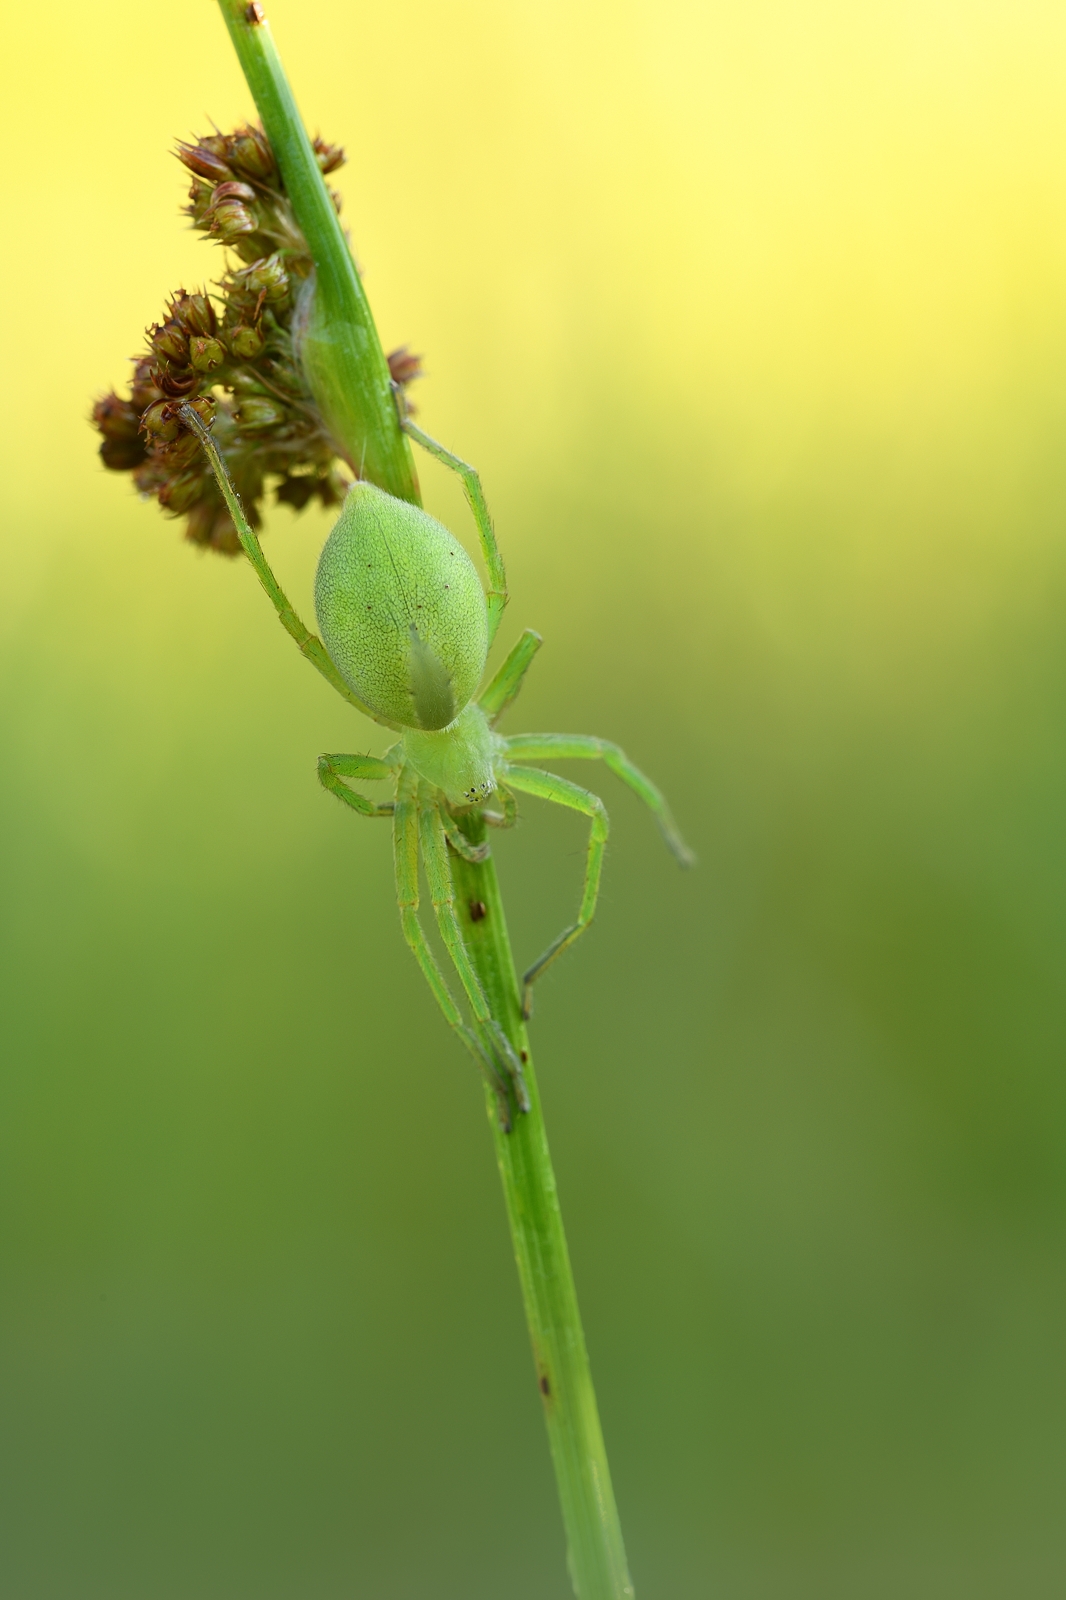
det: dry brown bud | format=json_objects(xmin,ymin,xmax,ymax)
[
  {"xmin": 189, "ymin": 335, "xmax": 226, "ymax": 374},
  {"xmin": 100, "ymin": 436, "xmax": 147, "ymax": 471},
  {"xmin": 169, "ymin": 291, "xmax": 217, "ymax": 338},
  {"xmin": 239, "ymin": 254, "xmax": 289, "ymax": 302},
  {"xmin": 92, "ymin": 391, "xmax": 141, "ymax": 441},
  {"xmin": 210, "ymin": 180, "xmax": 257, "ymax": 205},
  {"xmin": 141, "ymin": 400, "xmax": 181, "ymax": 442},
  {"xmin": 129, "ymin": 358, "xmax": 164, "ymax": 409},
  {"xmin": 158, "ymin": 470, "xmax": 205, "ymax": 515},
  {"xmin": 175, "ymin": 141, "xmax": 234, "ymax": 183},
  {"xmin": 156, "ymin": 365, "xmax": 199, "ymax": 398},
  {"xmin": 387, "ymin": 347, "xmax": 424, "ymax": 387},
  {"xmin": 184, "ymin": 497, "xmax": 242, "ymax": 555},
  {"xmin": 210, "ymin": 200, "xmax": 259, "ymax": 240},
  {"xmin": 150, "ymin": 323, "xmax": 189, "ymax": 364},
  {"xmin": 313, "ymin": 135, "xmax": 345, "ymax": 174},
  {"xmin": 236, "ymin": 396, "xmax": 284, "ymax": 430},
  {"xmin": 229, "ymin": 128, "xmax": 276, "ymax": 180},
  {"xmin": 228, "ymin": 323, "xmax": 265, "ymax": 359}
]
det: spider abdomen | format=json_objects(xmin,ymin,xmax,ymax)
[{"xmin": 315, "ymin": 481, "xmax": 488, "ymax": 729}]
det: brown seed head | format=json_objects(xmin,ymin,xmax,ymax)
[
  {"xmin": 210, "ymin": 180, "xmax": 257, "ymax": 204},
  {"xmin": 228, "ymin": 323, "xmax": 265, "ymax": 360},
  {"xmin": 92, "ymin": 391, "xmax": 141, "ymax": 441},
  {"xmin": 237, "ymin": 253, "xmax": 289, "ymax": 302},
  {"xmin": 150, "ymin": 322, "xmax": 189, "ymax": 365},
  {"xmin": 129, "ymin": 357, "xmax": 164, "ymax": 410},
  {"xmin": 175, "ymin": 141, "xmax": 234, "ymax": 183},
  {"xmin": 169, "ymin": 290, "xmax": 217, "ymax": 338},
  {"xmin": 189, "ymin": 335, "xmax": 226, "ymax": 374},
  {"xmin": 387, "ymin": 346, "xmax": 424, "ymax": 388},
  {"xmin": 228, "ymin": 127, "xmax": 275, "ymax": 181},
  {"xmin": 236, "ymin": 396, "xmax": 284, "ymax": 430},
  {"xmin": 209, "ymin": 199, "xmax": 259, "ymax": 241},
  {"xmin": 156, "ymin": 365, "xmax": 199, "ymax": 398},
  {"xmin": 312, "ymin": 135, "xmax": 346, "ymax": 174},
  {"xmin": 158, "ymin": 469, "xmax": 205, "ymax": 515},
  {"xmin": 141, "ymin": 400, "xmax": 181, "ymax": 442}
]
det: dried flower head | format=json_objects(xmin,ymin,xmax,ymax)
[{"xmin": 93, "ymin": 124, "xmax": 421, "ymax": 555}]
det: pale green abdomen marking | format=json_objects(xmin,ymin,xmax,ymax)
[
  {"xmin": 408, "ymin": 623, "xmax": 456, "ymax": 729},
  {"xmin": 315, "ymin": 481, "xmax": 488, "ymax": 730}
]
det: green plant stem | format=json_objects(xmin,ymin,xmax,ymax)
[
  {"xmin": 216, "ymin": 0, "xmax": 417, "ymax": 501},
  {"xmin": 452, "ymin": 814, "xmax": 634, "ymax": 1600},
  {"xmin": 215, "ymin": 5, "xmax": 634, "ymax": 1593}
]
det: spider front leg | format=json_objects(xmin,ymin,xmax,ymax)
[
  {"xmin": 479, "ymin": 629, "xmax": 543, "ymax": 724},
  {"xmin": 400, "ymin": 412, "xmax": 508, "ymax": 646},
  {"xmin": 393, "ymin": 766, "xmax": 515, "ymax": 1130},
  {"xmin": 179, "ymin": 403, "xmax": 396, "ymax": 729},
  {"xmin": 440, "ymin": 812, "xmax": 491, "ymax": 863},
  {"xmin": 501, "ymin": 764, "xmax": 610, "ymax": 1020},
  {"xmin": 317, "ymin": 751, "xmax": 398, "ymax": 817},
  {"xmin": 503, "ymin": 734, "xmax": 695, "ymax": 867},
  {"xmin": 483, "ymin": 784, "xmax": 518, "ymax": 829},
  {"xmin": 417, "ymin": 786, "xmax": 530, "ymax": 1118}
]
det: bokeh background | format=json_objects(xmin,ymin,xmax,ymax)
[{"xmin": 4, "ymin": 1, "xmax": 1066, "ymax": 1595}]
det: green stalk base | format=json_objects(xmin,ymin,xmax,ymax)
[
  {"xmin": 453, "ymin": 814, "xmax": 634, "ymax": 1599},
  {"xmin": 216, "ymin": 4, "xmax": 634, "ymax": 1592}
]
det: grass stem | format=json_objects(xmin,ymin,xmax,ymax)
[{"xmin": 215, "ymin": 5, "xmax": 634, "ymax": 1591}]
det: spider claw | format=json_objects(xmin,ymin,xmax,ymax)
[
  {"xmin": 493, "ymin": 1083, "xmax": 513, "ymax": 1134},
  {"xmin": 487, "ymin": 1021, "xmax": 530, "ymax": 1121}
]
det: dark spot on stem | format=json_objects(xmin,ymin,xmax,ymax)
[
  {"xmin": 520, "ymin": 1050, "xmax": 529, "ymax": 1063},
  {"xmin": 246, "ymin": 2, "xmax": 265, "ymax": 22},
  {"xmin": 469, "ymin": 900, "xmax": 487, "ymax": 923},
  {"xmin": 539, "ymin": 1374, "xmax": 551, "ymax": 1396}
]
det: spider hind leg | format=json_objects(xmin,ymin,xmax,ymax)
[
  {"xmin": 393, "ymin": 767, "xmax": 515, "ymax": 1129},
  {"xmin": 418, "ymin": 787, "xmax": 530, "ymax": 1117},
  {"xmin": 501, "ymin": 763, "xmax": 610, "ymax": 1020}
]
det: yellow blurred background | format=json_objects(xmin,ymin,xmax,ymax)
[{"xmin": 4, "ymin": 1, "xmax": 1066, "ymax": 1594}]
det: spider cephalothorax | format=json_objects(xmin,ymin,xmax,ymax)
[{"xmin": 180, "ymin": 401, "xmax": 692, "ymax": 1130}]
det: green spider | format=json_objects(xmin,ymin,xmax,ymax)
[{"xmin": 179, "ymin": 402, "xmax": 693, "ymax": 1129}]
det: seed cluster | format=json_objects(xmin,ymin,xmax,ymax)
[{"xmin": 92, "ymin": 125, "xmax": 420, "ymax": 555}]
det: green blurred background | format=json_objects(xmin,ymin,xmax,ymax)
[{"xmin": 4, "ymin": 1, "xmax": 1066, "ymax": 1594}]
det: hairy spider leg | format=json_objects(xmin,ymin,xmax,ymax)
[
  {"xmin": 482, "ymin": 784, "xmax": 518, "ymax": 830},
  {"xmin": 500, "ymin": 764, "xmax": 610, "ymax": 1020},
  {"xmin": 393, "ymin": 766, "xmax": 514, "ymax": 1129},
  {"xmin": 502, "ymin": 734, "xmax": 695, "ymax": 868},
  {"xmin": 479, "ymin": 629, "xmax": 543, "ymax": 724},
  {"xmin": 179, "ymin": 403, "xmax": 397, "ymax": 730},
  {"xmin": 440, "ymin": 814, "xmax": 491, "ymax": 863},
  {"xmin": 402, "ymin": 415, "xmax": 508, "ymax": 647},
  {"xmin": 418, "ymin": 785, "xmax": 530, "ymax": 1116},
  {"xmin": 317, "ymin": 751, "xmax": 399, "ymax": 817}
]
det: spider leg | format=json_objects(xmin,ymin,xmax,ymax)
[
  {"xmin": 483, "ymin": 784, "xmax": 518, "ymax": 829},
  {"xmin": 441, "ymin": 813, "xmax": 491, "ymax": 863},
  {"xmin": 178, "ymin": 403, "xmax": 397, "ymax": 729},
  {"xmin": 317, "ymin": 752, "xmax": 398, "ymax": 817},
  {"xmin": 393, "ymin": 767, "xmax": 514, "ymax": 1130},
  {"xmin": 399, "ymin": 413, "xmax": 508, "ymax": 647},
  {"xmin": 502, "ymin": 733, "xmax": 694, "ymax": 867},
  {"xmin": 418, "ymin": 786, "xmax": 530, "ymax": 1117},
  {"xmin": 501, "ymin": 763, "xmax": 610, "ymax": 1020},
  {"xmin": 478, "ymin": 629, "xmax": 543, "ymax": 724}
]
